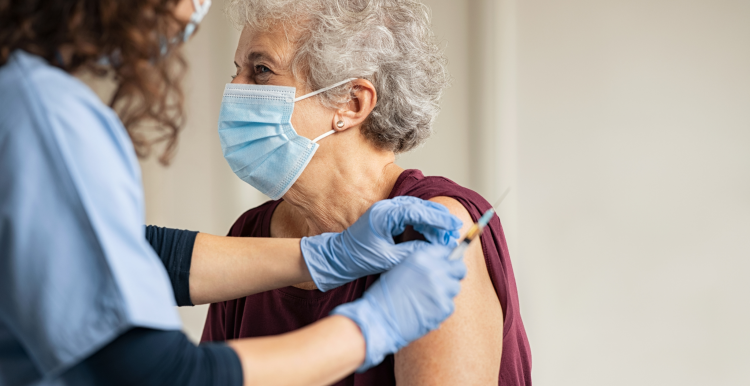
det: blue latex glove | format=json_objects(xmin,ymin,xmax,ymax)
[
  {"xmin": 332, "ymin": 243, "xmax": 467, "ymax": 371},
  {"xmin": 301, "ymin": 196, "xmax": 463, "ymax": 292}
]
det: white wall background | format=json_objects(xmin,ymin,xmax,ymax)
[
  {"xmin": 139, "ymin": 1, "xmax": 750, "ymax": 384},
  {"xmin": 516, "ymin": 1, "xmax": 750, "ymax": 385}
]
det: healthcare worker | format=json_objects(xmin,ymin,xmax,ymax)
[{"xmin": 0, "ymin": 1, "xmax": 468, "ymax": 386}]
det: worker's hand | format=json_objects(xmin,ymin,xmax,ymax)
[
  {"xmin": 300, "ymin": 196, "xmax": 462, "ymax": 292},
  {"xmin": 332, "ymin": 243, "xmax": 467, "ymax": 371}
]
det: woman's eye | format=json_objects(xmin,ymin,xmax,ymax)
[
  {"xmin": 255, "ymin": 65, "xmax": 271, "ymax": 74},
  {"xmin": 230, "ymin": 74, "xmax": 237, "ymax": 79}
]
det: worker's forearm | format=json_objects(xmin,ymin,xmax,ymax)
[
  {"xmin": 189, "ymin": 233, "xmax": 313, "ymax": 305},
  {"xmin": 227, "ymin": 315, "xmax": 365, "ymax": 386}
]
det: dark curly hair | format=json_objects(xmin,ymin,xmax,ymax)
[{"xmin": 0, "ymin": 0, "xmax": 189, "ymax": 164}]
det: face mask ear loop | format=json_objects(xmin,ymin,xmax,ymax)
[
  {"xmin": 294, "ymin": 78, "xmax": 358, "ymax": 102},
  {"xmin": 307, "ymin": 130, "xmax": 337, "ymax": 149},
  {"xmin": 296, "ymin": 77, "xmax": 356, "ymax": 148},
  {"xmin": 184, "ymin": 0, "xmax": 212, "ymax": 41},
  {"xmin": 191, "ymin": 0, "xmax": 211, "ymax": 22}
]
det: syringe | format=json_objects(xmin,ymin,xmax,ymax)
[
  {"xmin": 447, "ymin": 208, "xmax": 495, "ymax": 260},
  {"xmin": 447, "ymin": 187, "xmax": 510, "ymax": 261}
]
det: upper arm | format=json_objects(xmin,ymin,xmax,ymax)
[{"xmin": 394, "ymin": 196, "xmax": 503, "ymax": 385}]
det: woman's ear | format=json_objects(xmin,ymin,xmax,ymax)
[{"xmin": 332, "ymin": 79, "xmax": 377, "ymax": 132}]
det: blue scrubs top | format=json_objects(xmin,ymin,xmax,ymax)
[{"xmin": 0, "ymin": 51, "xmax": 182, "ymax": 385}]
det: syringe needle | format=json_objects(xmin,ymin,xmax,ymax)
[{"xmin": 492, "ymin": 187, "xmax": 511, "ymax": 209}]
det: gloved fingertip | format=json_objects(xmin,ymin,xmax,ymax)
[
  {"xmin": 450, "ymin": 215, "xmax": 464, "ymax": 230},
  {"xmin": 446, "ymin": 279, "xmax": 462, "ymax": 298},
  {"xmin": 412, "ymin": 225, "xmax": 461, "ymax": 246},
  {"xmin": 442, "ymin": 301, "xmax": 456, "ymax": 319},
  {"xmin": 450, "ymin": 260, "xmax": 468, "ymax": 280}
]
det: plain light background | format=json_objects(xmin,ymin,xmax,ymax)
[{"xmin": 136, "ymin": 1, "xmax": 750, "ymax": 384}]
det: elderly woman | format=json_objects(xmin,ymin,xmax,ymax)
[{"xmin": 203, "ymin": 0, "xmax": 531, "ymax": 385}]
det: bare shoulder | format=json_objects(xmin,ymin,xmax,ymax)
[
  {"xmin": 427, "ymin": 196, "xmax": 474, "ymax": 234},
  {"xmin": 394, "ymin": 196, "xmax": 504, "ymax": 385}
]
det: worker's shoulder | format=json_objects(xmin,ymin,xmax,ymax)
[
  {"xmin": 0, "ymin": 50, "xmax": 114, "ymax": 135},
  {"xmin": 0, "ymin": 51, "xmax": 138, "ymax": 187},
  {"xmin": 1, "ymin": 50, "xmax": 90, "ymax": 100}
]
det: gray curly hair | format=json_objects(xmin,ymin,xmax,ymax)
[{"xmin": 226, "ymin": 0, "xmax": 449, "ymax": 153}]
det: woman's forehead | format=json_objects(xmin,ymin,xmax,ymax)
[{"xmin": 235, "ymin": 24, "xmax": 297, "ymax": 67}]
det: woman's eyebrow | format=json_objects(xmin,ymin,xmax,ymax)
[{"xmin": 246, "ymin": 51, "xmax": 280, "ymax": 68}]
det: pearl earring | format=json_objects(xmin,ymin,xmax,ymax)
[{"xmin": 336, "ymin": 120, "xmax": 345, "ymax": 128}]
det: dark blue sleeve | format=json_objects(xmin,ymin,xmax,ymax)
[
  {"xmin": 61, "ymin": 328, "xmax": 243, "ymax": 386},
  {"xmin": 145, "ymin": 225, "xmax": 198, "ymax": 306}
]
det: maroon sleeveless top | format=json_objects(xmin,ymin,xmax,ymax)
[{"xmin": 202, "ymin": 169, "xmax": 532, "ymax": 385}]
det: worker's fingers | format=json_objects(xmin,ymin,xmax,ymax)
[
  {"xmin": 388, "ymin": 199, "xmax": 463, "ymax": 245},
  {"xmin": 411, "ymin": 223, "xmax": 460, "ymax": 246},
  {"xmin": 446, "ymin": 257, "xmax": 468, "ymax": 280}
]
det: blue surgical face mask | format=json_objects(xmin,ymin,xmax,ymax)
[{"xmin": 218, "ymin": 78, "xmax": 356, "ymax": 200}]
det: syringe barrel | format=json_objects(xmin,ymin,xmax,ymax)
[{"xmin": 448, "ymin": 241, "xmax": 470, "ymax": 261}]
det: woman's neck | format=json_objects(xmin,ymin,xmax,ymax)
[{"xmin": 278, "ymin": 148, "xmax": 404, "ymax": 237}]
